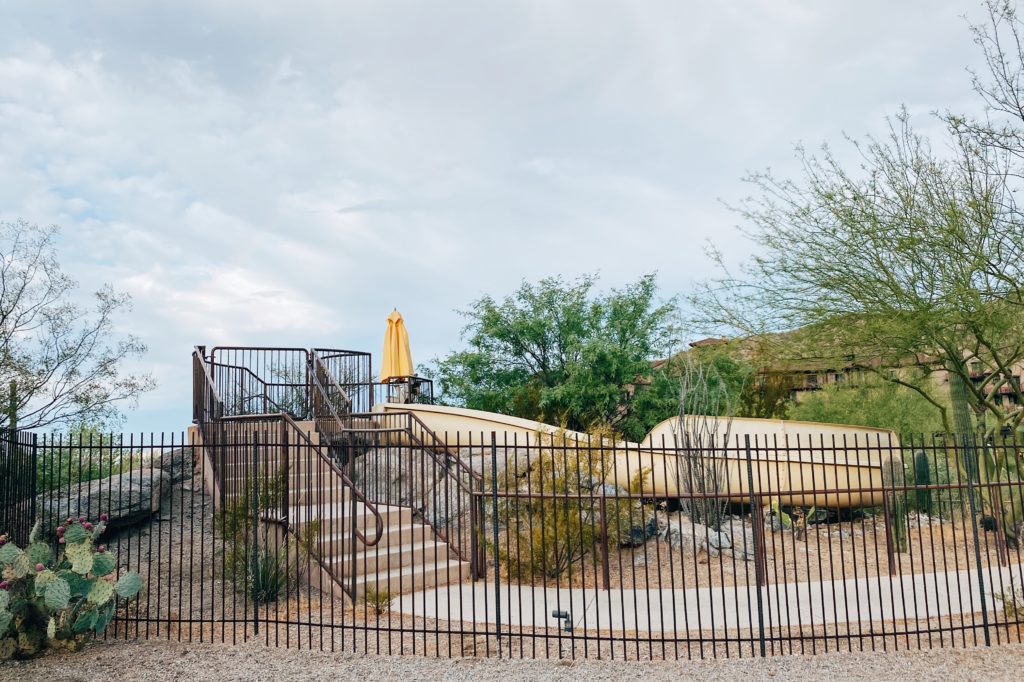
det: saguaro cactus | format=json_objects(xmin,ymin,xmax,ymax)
[{"xmin": 914, "ymin": 450, "xmax": 932, "ymax": 515}]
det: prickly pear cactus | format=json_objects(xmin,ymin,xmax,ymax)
[{"xmin": 0, "ymin": 515, "xmax": 143, "ymax": 659}]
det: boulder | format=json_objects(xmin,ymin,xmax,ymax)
[
  {"xmin": 707, "ymin": 529, "xmax": 732, "ymax": 556},
  {"xmin": 728, "ymin": 528, "xmax": 758, "ymax": 561},
  {"xmin": 661, "ymin": 519, "xmax": 710, "ymax": 555},
  {"xmin": 38, "ymin": 467, "xmax": 170, "ymax": 533},
  {"xmin": 619, "ymin": 516, "xmax": 658, "ymax": 548},
  {"xmin": 662, "ymin": 521, "xmax": 695, "ymax": 554},
  {"xmin": 152, "ymin": 448, "xmax": 192, "ymax": 485},
  {"xmin": 661, "ymin": 517, "xmax": 760, "ymax": 561}
]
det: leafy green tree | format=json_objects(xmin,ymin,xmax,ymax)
[
  {"xmin": 0, "ymin": 221, "xmax": 155, "ymax": 430},
  {"xmin": 789, "ymin": 379, "xmax": 948, "ymax": 436},
  {"xmin": 692, "ymin": 110, "xmax": 1024, "ymax": 437},
  {"xmin": 430, "ymin": 274, "xmax": 678, "ymax": 441}
]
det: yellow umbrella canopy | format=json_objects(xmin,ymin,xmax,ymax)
[{"xmin": 380, "ymin": 309, "xmax": 414, "ymax": 383}]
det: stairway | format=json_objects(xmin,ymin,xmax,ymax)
[{"xmin": 197, "ymin": 416, "xmax": 471, "ymax": 600}]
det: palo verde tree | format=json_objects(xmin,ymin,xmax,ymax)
[
  {"xmin": 430, "ymin": 273, "xmax": 679, "ymax": 441},
  {"xmin": 0, "ymin": 220, "xmax": 155, "ymax": 431},
  {"xmin": 692, "ymin": 109, "xmax": 1024, "ymax": 438}
]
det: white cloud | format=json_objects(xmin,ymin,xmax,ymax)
[{"xmin": 0, "ymin": 0, "xmax": 993, "ymax": 431}]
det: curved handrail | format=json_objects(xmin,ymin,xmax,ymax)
[
  {"xmin": 221, "ymin": 412, "xmax": 384, "ymax": 547},
  {"xmin": 212, "ymin": 361, "xmax": 307, "ymax": 395},
  {"xmin": 346, "ymin": 409, "xmax": 483, "ymax": 488},
  {"xmin": 213, "ymin": 360, "xmax": 310, "ymax": 418},
  {"xmin": 193, "ymin": 347, "xmax": 223, "ymax": 422},
  {"xmin": 404, "ymin": 411, "xmax": 484, "ymax": 485},
  {"xmin": 278, "ymin": 412, "xmax": 384, "ymax": 547},
  {"xmin": 311, "ymin": 352, "xmax": 354, "ymax": 413}
]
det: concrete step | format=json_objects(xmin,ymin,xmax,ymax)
[
  {"xmin": 288, "ymin": 486, "xmax": 352, "ymax": 503},
  {"xmin": 311, "ymin": 522, "xmax": 434, "ymax": 556},
  {"xmin": 217, "ymin": 463, "xmax": 341, "ymax": 486},
  {"xmin": 331, "ymin": 540, "xmax": 452, "ymax": 575},
  {"xmin": 212, "ymin": 449, "xmax": 333, "ymax": 470},
  {"xmin": 353, "ymin": 559, "xmax": 469, "ymax": 597},
  {"xmin": 289, "ymin": 503, "xmax": 412, "ymax": 534}
]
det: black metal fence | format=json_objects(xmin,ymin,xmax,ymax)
[
  {"xmin": 1, "ymin": 426, "xmax": 1023, "ymax": 659},
  {"xmin": 0, "ymin": 429, "xmax": 37, "ymax": 545}
]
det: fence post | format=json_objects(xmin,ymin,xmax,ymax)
[
  {"xmin": 744, "ymin": 435, "xmax": 767, "ymax": 657},
  {"xmin": 29, "ymin": 432, "xmax": 38, "ymax": 532},
  {"xmin": 988, "ymin": 483, "xmax": 1009, "ymax": 567},
  {"xmin": 491, "ymin": 431, "xmax": 501, "ymax": 657},
  {"xmin": 880, "ymin": 453, "xmax": 898, "ymax": 577},
  {"xmin": 963, "ymin": 433, "xmax": 991, "ymax": 647},
  {"xmin": 469, "ymin": 491, "xmax": 479, "ymax": 580},
  {"xmin": 599, "ymin": 495, "xmax": 610, "ymax": 591},
  {"xmin": 280, "ymin": 420, "xmax": 289, "ymax": 529},
  {"xmin": 251, "ymin": 429, "xmax": 260, "ymax": 640}
]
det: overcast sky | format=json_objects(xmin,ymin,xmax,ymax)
[{"xmin": 0, "ymin": 1, "xmax": 993, "ymax": 433}]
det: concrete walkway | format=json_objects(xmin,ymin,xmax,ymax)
[{"xmin": 391, "ymin": 563, "xmax": 1024, "ymax": 634}]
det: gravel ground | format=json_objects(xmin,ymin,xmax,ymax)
[{"xmin": 3, "ymin": 638, "xmax": 1024, "ymax": 681}]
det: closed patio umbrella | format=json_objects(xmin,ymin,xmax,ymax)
[{"xmin": 380, "ymin": 308, "xmax": 414, "ymax": 383}]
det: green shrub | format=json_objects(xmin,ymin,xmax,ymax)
[
  {"xmin": 0, "ymin": 515, "xmax": 142, "ymax": 659},
  {"xmin": 493, "ymin": 428, "xmax": 643, "ymax": 581}
]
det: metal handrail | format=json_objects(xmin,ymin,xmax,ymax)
[
  {"xmin": 221, "ymin": 412, "xmax": 384, "ymax": 547},
  {"xmin": 192, "ymin": 347, "xmax": 223, "ymax": 423},
  {"xmin": 311, "ymin": 352, "xmax": 354, "ymax": 413},
  {"xmin": 238, "ymin": 392, "xmax": 301, "ymax": 417},
  {"xmin": 405, "ymin": 411, "xmax": 484, "ymax": 484},
  {"xmin": 308, "ymin": 370, "xmax": 482, "ymax": 562}
]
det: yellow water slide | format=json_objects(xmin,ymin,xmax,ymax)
[{"xmin": 372, "ymin": 403, "xmax": 898, "ymax": 509}]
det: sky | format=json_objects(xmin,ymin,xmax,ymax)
[{"xmin": 0, "ymin": 1, "xmax": 994, "ymax": 434}]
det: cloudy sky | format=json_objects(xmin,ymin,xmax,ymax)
[{"xmin": 0, "ymin": 1, "xmax": 992, "ymax": 433}]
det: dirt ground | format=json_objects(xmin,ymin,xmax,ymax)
[{"xmin": 4, "ymin": 637, "xmax": 1024, "ymax": 681}]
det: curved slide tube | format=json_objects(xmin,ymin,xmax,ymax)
[{"xmin": 372, "ymin": 403, "xmax": 898, "ymax": 508}]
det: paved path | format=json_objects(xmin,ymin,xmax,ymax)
[{"xmin": 391, "ymin": 562, "xmax": 1024, "ymax": 634}]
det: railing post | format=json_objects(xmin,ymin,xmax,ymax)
[
  {"xmin": 744, "ymin": 435, "xmax": 767, "ymax": 657},
  {"xmin": 469, "ymin": 492, "xmax": 479, "ymax": 580}
]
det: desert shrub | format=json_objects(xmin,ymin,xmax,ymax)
[
  {"xmin": 493, "ymin": 428, "xmax": 645, "ymax": 581},
  {"xmin": 0, "ymin": 515, "xmax": 142, "ymax": 659},
  {"xmin": 216, "ymin": 469, "xmax": 318, "ymax": 604},
  {"xmin": 995, "ymin": 578, "xmax": 1024, "ymax": 619},
  {"xmin": 361, "ymin": 587, "xmax": 392, "ymax": 616}
]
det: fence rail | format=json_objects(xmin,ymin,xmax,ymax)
[{"xmin": 1, "ymin": 427, "xmax": 1023, "ymax": 659}]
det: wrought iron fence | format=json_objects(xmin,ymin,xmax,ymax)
[
  {"xmin": 0, "ymin": 429, "xmax": 37, "ymax": 546},
  {"xmin": 1, "ymin": 426, "xmax": 1023, "ymax": 659}
]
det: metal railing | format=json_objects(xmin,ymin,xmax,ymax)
[
  {"xmin": 192, "ymin": 346, "xmax": 224, "ymax": 425},
  {"xmin": 209, "ymin": 347, "xmax": 312, "ymax": 420}
]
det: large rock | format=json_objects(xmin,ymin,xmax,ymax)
[
  {"xmin": 38, "ymin": 467, "xmax": 170, "ymax": 533},
  {"xmin": 619, "ymin": 516, "xmax": 658, "ymax": 548},
  {"xmin": 661, "ymin": 516, "xmax": 760, "ymax": 561},
  {"xmin": 151, "ymin": 448, "xmax": 192, "ymax": 485}
]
